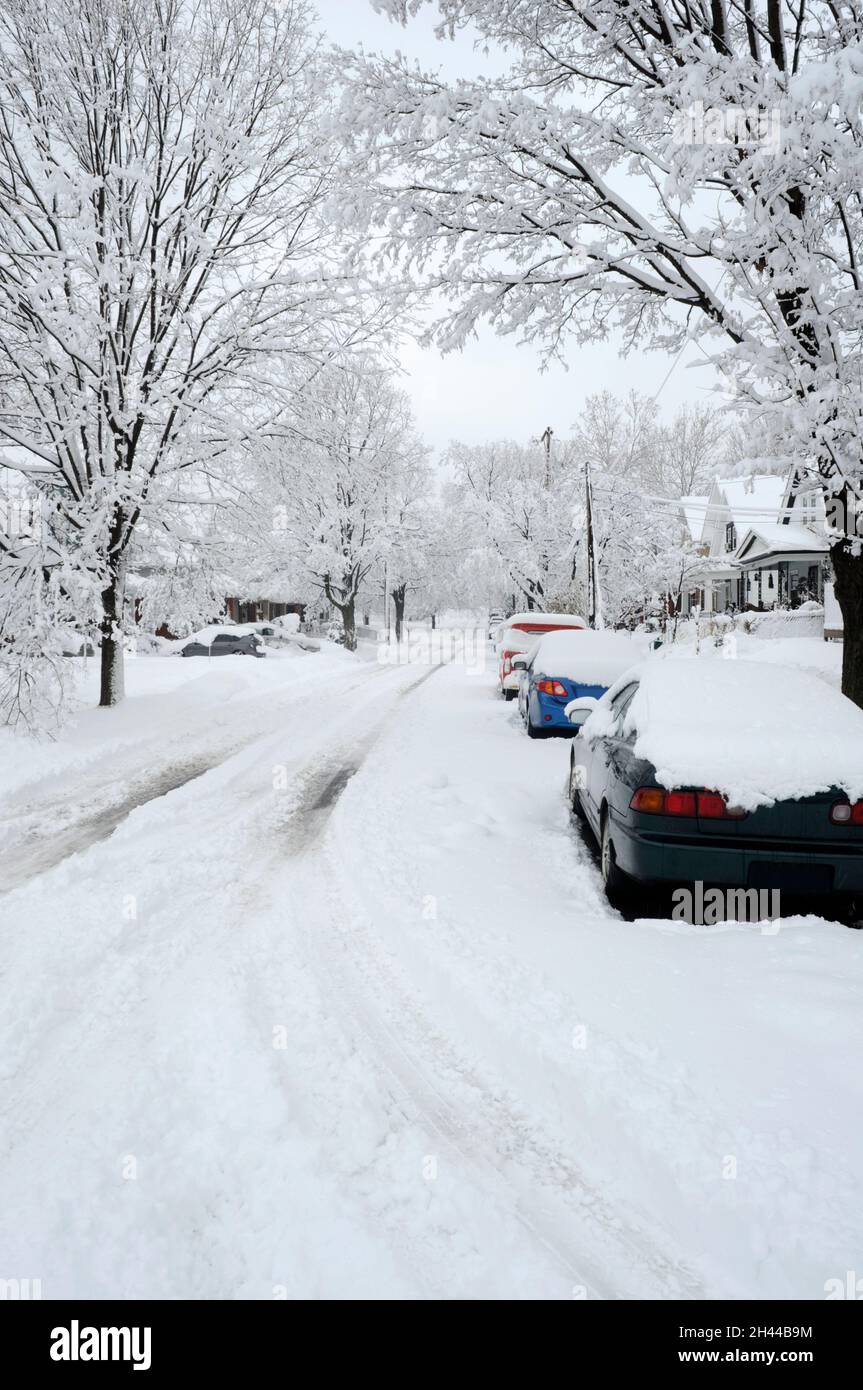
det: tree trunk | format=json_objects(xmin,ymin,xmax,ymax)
[
  {"xmin": 99, "ymin": 549, "xmax": 127, "ymax": 708},
  {"xmin": 341, "ymin": 597, "xmax": 357, "ymax": 652},
  {"xmin": 391, "ymin": 583, "xmax": 406, "ymax": 643},
  {"xmin": 831, "ymin": 542, "xmax": 863, "ymax": 709}
]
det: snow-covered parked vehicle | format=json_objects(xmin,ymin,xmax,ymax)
[
  {"xmin": 568, "ymin": 659, "xmax": 863, "ymax": 914},
  {"xmin": 253, "ymin": 621, "xmax": 320, "ymax": 653},
  {"xmin": 180, "ymin": 631, "xmax": 266, "ymax": 658},
  {"xmin": 516, "ymin": 629, "xmax": 638, "ymax": 738},
  {"xmin": 496, "ymin": 611, "xmax": 585, "ymax": 699}
]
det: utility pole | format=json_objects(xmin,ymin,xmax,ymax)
[
  {"xmin": 585, "ymin": 457, "xmax": 600, "ymax": 629},
  {"xmin": 540, "ymin": 425, "xmax": 553, "ymax": 488}
]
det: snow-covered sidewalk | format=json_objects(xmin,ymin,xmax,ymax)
[{"xmin": 1, "ymin": 655, "xmax": 862, "ymax": 1299}]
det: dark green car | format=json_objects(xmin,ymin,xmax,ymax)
[{"xmin": 568, "ymin": 666, "xmax": 863, "ymax": 916}]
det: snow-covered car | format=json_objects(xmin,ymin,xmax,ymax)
[
  {"xmin": 568, "ymin": 659, "xmax": 863, "ymax": 912},
  {"xmin": 516, "ymin": 629, "xmax": 638, "ymax": 738},
  {"xmin": 487, "ymin": 608, "xmax": 506, "ymax": 640},
  {"xmin": 253, "ymin": 622, "xmax": 320, "ymax": 653},
  {"xmin": 180, "ymin": 632, "xmax": 266, "ymax": 658},
  {"xmin": 57, "ymin": 628, "xmax": 96, "ymax": 657},
  {"xmin": 497, "ymin": 611, "xmax": 586, "ymax": 699}
]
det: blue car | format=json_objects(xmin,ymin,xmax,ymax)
[{"xmin": 516, "ymin": 630, "xmax": 637, "ymax": 739}]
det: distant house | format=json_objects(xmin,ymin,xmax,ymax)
[
  {"xmin": 679, "ymin": 472, "xmax": 831, "ymax": 618},
  {"xmin": 224, "ymin": 596, "xmax": 306, "ymax": 625}
]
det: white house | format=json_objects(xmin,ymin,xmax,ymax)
[{"xmin": 680, "ymin": 472, "xmax": 830, "ymax": 616}]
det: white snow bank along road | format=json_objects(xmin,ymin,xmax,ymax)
[
  {"xmin": 0, "ymin": 657, "xmax": 861, "ymax": 1298},
  {"xmin": 320, "ymin": 662, "xmax": 863, "ymax": 1299}
]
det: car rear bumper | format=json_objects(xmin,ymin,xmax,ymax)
[
  {"xmin": 530, "ymin": 695, "xmax": 573, "ymax": 730},
  {"xmin": 611, "ymin": 811, "xmax": 863, "ymax": 894}
]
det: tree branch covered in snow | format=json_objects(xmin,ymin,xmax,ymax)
[
  {"xmin": 333, "ymin": 0, "xmax": 863, "ymax": 698},
  {"xmin": 0, "ymin": 0, "xmax": 375, "ymax": 720}
]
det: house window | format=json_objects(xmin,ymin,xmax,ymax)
[
  {"xmin": 725, "ymin": 522, "xmax": 737, "ymax": 552},
  {"xmin": 768, "ymin": 572, "xmax": 774, "ymax": 589},
  {"xmin": 798, "ymin": 490, "xmax": 819, "ymax": 525}
]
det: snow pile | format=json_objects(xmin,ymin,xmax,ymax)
[
  {"xmin": 530, "ymin": 629, "xmax": 640, "ymax": 685},
  {"xmin": 586, "ymin": 659, "xmax": 863, "ymax": 809},
  {"xmin": 737, "ymin": 603, "xmax": 824, "ymax": 641}
]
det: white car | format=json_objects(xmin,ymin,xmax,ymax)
[{"xmin": 496, "ymin": 611, "xmax": 586, "ymax": 699}]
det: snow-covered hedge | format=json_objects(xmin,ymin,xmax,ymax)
[{"xmin": 735, "ymin": 603, "xmax": 824, "ymax": 641}]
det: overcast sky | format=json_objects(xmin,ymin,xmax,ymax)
[{"xmin": 316, "ymin": 0, "xmax": 722, "ymax": 455}]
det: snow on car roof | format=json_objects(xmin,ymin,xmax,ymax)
[
  {"xmin": 504, "ymin": 611, "xmax": 586, "ymax": 629},
  {"xmin": 586, "ymin": 658, "xmax": 863, "ymax": 810},
  {"xmin": 530, "ymin": 629, "xmax": 639, "ymax": 685}
]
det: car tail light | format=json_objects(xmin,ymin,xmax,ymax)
[
  {"xmin": 502, "ymin": 653, "xmax": 513, "ymax": 675},
  {"xmin": 536, "ymin": 679, "xmax": 568, "ymax": 696},
  {"xmin": 697, "ymin": 792, "xmax": 747, "ymax": 819},
  {"xmin": 630, "ymin": 787, "xmax": 747, "ymax": 818},
  {"xmin": 630, "ymin": 787, "xmax": 666, "ymax": 814},
  {"xmin": 830, "ymin": 800, "xmax": 863, "ymax": 824}
]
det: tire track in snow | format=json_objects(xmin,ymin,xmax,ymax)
[
  {"xmin": 0, "ymin": 661, "xmax": 399, "ymax": 896},
  {"xmin": 279, "ymin": 667, "xmax": 704, "ymax": 1299},
  {"xmin": 293, "ymin": 846, "xmax": 704, "ymax": 1299},
  {"xmin": 276, "ymin": 664, "xmax": 443, "ymax": 854}
]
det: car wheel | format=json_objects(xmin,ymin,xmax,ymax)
[
  {"xmin": 504, "ymin": 688, "xmax": 516, "ymax": 701},
  {"xmin": 600, "ymin": 812, "xmax": 632, "ymax": 909},
  {"xmin": 526, "ymin": 717, "xmax": 545, "ymax": 739}
]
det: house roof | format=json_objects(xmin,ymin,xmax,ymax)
[
  {"xmin": 719, "ymin": 475, "xmax": 787, "ymax": 531},
  {"xmin": 685, "ymin": 474, "xmax": 788, "ymax": 549},
  {"xmin": 679, "ymin": 495, "xmax": 709, "ymax": 542},
  {"xmin": 735, "ymin": 521, "xmax": 829, "ymax": 566}
]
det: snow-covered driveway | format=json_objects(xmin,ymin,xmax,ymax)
[{"xmin": 2, "ymin": 655, "xmax": 862, "ymax": 1299}]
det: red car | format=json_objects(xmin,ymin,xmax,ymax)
[{"xmin": 496, "ymin": 612, "xmax": 586, "ymax": 699}]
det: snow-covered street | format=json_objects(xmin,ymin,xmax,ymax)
[{"xmin": 2, "ymin": 649, "xmax": 862, "ymax": 1301}]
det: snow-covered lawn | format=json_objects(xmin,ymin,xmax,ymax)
[{"xmin": 1, "ymin": 645, "xmax": 861, "ymax": 1298}]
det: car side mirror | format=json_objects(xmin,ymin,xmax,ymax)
[
  {"xmin": 565, "ymin": 696, "xmax": 598, "ymax": 727},
  {"xmin": 511, "ymin": 657, "xmax": 527, "ymax": 671}
]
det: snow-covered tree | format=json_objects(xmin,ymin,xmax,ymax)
[
  {"xmin": 568, "ymin": 390, "xmax": 723, "ymax": 623},
  {"xmin": 652, "ymin": 403, "xmax": 728, "ymax": 501},
  {"xmin": 336, "ymin": 0, "xmax": 863, "ymax": 705},
  {"xmin": 383, "ymin": 453, "xmax": 435, "ymax": 641},
  {"xmin": 0, "ymin": 0, "xmax": 344, "ymax": 715},
  {"xmin": 236, "ymin": 360, "xmax": 427, "ymax": 651},
  {"xmin": 446, "ymin": 437, "xmax": 582, "ymax": 612},
  {"xmin": 572, "ymin": 390, "xmax": 727, "ymax": 500}
]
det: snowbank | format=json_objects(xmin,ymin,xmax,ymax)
[
  {"xmin": 587, "ymin": 659, "xmax": 863, "ymax": 809},
  {"xmin": 737, "ymin": 602, "xmax": 824, "ymax": 641}
]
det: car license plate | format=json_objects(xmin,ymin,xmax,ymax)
[{"xmin": 746, "ymin": 862, "xmax": 834, "ymax": 893}]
